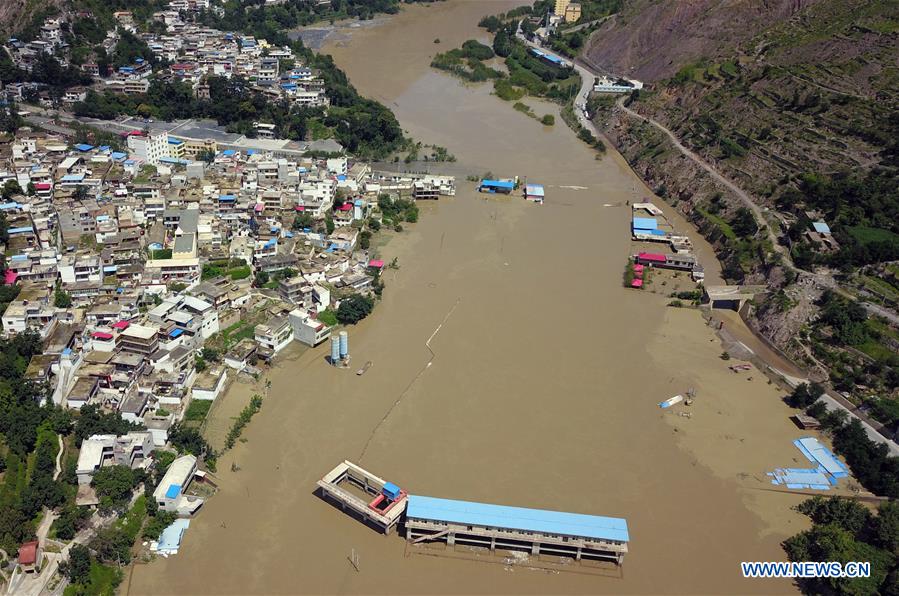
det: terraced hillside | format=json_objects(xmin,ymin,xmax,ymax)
[
  {"xmin": 589, "ymin": 0, "xmax": 898, "ymax": 408},
  {"xmin": 593, "ymin": 0, "xmax": 898, "ymax": 273}
]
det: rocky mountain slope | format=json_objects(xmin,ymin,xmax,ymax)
[
  {"xmin": 585, "ymin": 0, "xmax": 821, "ymax": 82},
  {"xmin": 589, "ymin": 0, "xmax": 898, "ymax": 391}
]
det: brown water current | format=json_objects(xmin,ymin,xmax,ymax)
[{"xmin": 128, "ymin": 2, "xmax": 822, "ymax": 594}]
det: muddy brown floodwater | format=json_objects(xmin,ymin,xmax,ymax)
[{"xmin": 128, "ymin": 2, "xmax": 826, "ymax": 594}]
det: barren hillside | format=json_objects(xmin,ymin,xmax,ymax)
[{"xmin": 585, "ymin": 0, "xmax": 821, "ymax": 82}]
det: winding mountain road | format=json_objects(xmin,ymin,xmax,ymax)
[{"xmin": 612, "ymin": 96, "xmax": 795, "ymax": 266}]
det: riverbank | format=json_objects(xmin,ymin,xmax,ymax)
[{"xmin": 128, "ymin": 2, "xmax": 818, "ymax": 593}]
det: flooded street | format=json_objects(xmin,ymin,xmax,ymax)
[{"xmin": 129, "ymin": 2, "xmax": 812, "ymax": 594}]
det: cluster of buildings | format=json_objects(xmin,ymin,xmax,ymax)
[
  {"xmin": 553, "ymin": 0, "xmax": 583, "ymax": 24},
  {"xmin": 629, "ymin": 202, "xmax": 705, "ymax": 284},
  {"xmin": 3, "ymin": 12, "xmax": 329, "ymax": 113},
  {"xmin": 0, "ymin": 128, "xmax": 455, "ymax": 509}
]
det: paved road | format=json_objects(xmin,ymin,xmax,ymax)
[{"xmin": 558, "ymin": 14, "xmax": 614, "ymax": 35}]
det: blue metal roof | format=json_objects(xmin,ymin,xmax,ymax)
[
  {"xmin": 480, "ymin": 179, "xmax": 515, "ymax": 189},
  {"xmin": 632, "ymin": 217, "xmax": 658, "ymax": 230},
  {"xmin": 8, "ymin": 226, "xmax": 33, "ymax": 234},
  {"xmin": 75, "ymin": 143, "xmax": 94, "ymax": 152},
  {"xmin": 169, "ymin": 328, "xmax": 184, "ymax": 338},
  {"xmin": 406, "ymin": 495, "xmax": 629, "ymax": 543},
  {"xmin": 812, "ymin": 221, "xmax": 831, "ymax": 234}
]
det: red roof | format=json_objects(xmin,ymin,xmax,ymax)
[
  {"xmin": 368, "ymin": 259, "xmax": 384, "ymax": 268},
  {"xmin": 336, "ymin": 203, "xmax": 352, "ymax": 211},
  {"xmin": 91, "ymin": 331, "xmax": 114, "ymax": 340},
  {"xmin": 294, "ymin": 206, "xmax": 305, "ymax": 211},
  {"xmin": 635, "ymin": 270, "xmax": 643, "ymax": 278},
  {"xmin": 633, "ymin": 264, "xmax": 644, "ymax": 272},
  {"xmin": 111, "ymin": 320, "xmax": 130, "ymax": 330},
  {"xmin": 637, "ymin": 252, "xmax": 667, "ymax": 263},
  {"xmin": 3, "ymin": 270, "xmax": 18, "ymax": 285},
  {"xmin": 18, "ymin": 541, "xmax": 38, "ymax": 566},
  {"xmin": 34, "ymin": 183, "xmax": 51, "ymax": 191},
  {"xmin": 630, "ymin": 279, "xmax": 644, "ymax": 288},
  {"xmin": 254, "ymin": 203, "xmax": 264, "ymax": 212}
]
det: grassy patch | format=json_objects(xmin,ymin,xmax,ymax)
[
  {"xmin": 697, "ymin": 207, "xmax": 737, "ymax": 240},
  {"xmin": 849, "ymin": 226, "xmax": 899, "ymax": 246},
  {"xmin": 185, "ymin": 400, "xmax": 212, "ymax": 422}
]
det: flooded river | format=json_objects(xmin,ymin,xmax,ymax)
[{"xmin": 129, "ymin": 2, "xmax": 813, "ymax": 594}]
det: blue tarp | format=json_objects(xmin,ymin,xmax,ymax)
[
  {"xmin": 8, "ymin": 226, "xmax": 32, "ymax": 234},
  {"xmin": 218, "ymin": 195, "xmax": 235, "ymax": 202},
  {"xmin": 812, "ymin": 222, "xmax": 831, "ymax": 234},
  {"xmin": 156, "ymin": 519, "xmax": 190, "ymax": 554},
  {"xmin": 221, "ymin": 149, "xmax": 236, "ymax": 156},
  {"xmin": 75, "ymin": 143, "xmax": 94, "ymax": 151},
  {"xmin": 406, "ymin": 495, "xmax": 629, "ymax": 542},
  {"xmin": 169, "ymin": 328, "xmax": 184, "ymax": 338},
  {"xmin": 768, "ymin": 467, "xmax": 834, "ymax": 490},
  {"xmin": 795, "ymin": 437, "xmax": 849, "ymax": 478},
  {"xmin": 165, "ymin": 484, "xmax": 182, "ymax": 499}
]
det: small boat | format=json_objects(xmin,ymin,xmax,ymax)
[
  {"xmin": 659, "ymin": 395, "xmax": 684, "ymax": 409},
  {"xmin": 356, "ymin": 361, "xmax": 372, "ymax": 376}
]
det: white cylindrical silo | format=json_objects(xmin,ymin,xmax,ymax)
[
  {"xmin": 339, "ymin": 331, "xmax": 348, "ymax": 359},
  {"xmin": 330, "ymin": 335, "xmax": 340, "ymax": 364}
]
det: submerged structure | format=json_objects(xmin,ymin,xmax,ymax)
[
  {"xmin": 316, "ymin": 460, "xmax": 407, "ymax": 534},
  {"xmin": 316, "ymin": 461, "xmax": 630, "ymax": 566},
  {"xmin": 405, "ymin": 495, "xmax": 629, "ymax": 564}
]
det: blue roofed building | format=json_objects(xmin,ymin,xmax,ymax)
[
  {"xmin": 152, "ymin": 455, "xmax": 204, "ymax": 516},
  {"xmin": 405, "ymin": 494, "xmax": 629, "ymax": 563},
  {"xmin": 478, "ymin": 179, "xmax": 515, "ymax": 194},
  {"xmin": 807, "ymin": 220, "xmax": 840, "ymax": 252}
]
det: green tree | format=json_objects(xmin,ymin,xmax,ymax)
[
  {"xmin": 796, "ymin": 496, "xmax": 872, "ymax": 535},
  {"xmin": 336, "ymin": 294, "xmax": 374, "ymax": 325},
  {"xmin": 875, "ymin": 501, "xmax": 899, "ymax": 554},
  {"xmin": 787, "ymin": 382, "xmax": 825, "ymax": 408},
  {"xmin": 54, "ymin": 288, "xmax": 73, "ymax": 308},
  {"xmin": 64, "ymin": 544, "xmax": 92, "ymax": 583},
  {"xmin": 92, "ymin": 465, "xmax": 136, "ymax": 510},
  {"xmin": 1, "ymin": 180, "xmax": 22, "ymax": 201},
  {"xmin": 168, "ymin": 423, "xmax": 211, "ymax": 458}
]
